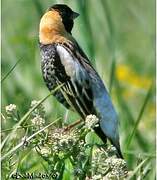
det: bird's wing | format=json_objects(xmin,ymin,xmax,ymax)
[
  {"xmin": 56, "ymin": 42, "xmax": 122, "ymax": 157},
  {"xmin": 55, "ymin": 42, "xmax": 95, "ymax": 118}
]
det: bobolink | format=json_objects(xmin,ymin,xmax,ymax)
[{"xmin": 39, "ymin": 4, "xmax": 123, "ymax": 158}]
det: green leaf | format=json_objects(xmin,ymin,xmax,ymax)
[{"xmin": 126, "ymin": 85, "xmax": 152, "ymax": 149}]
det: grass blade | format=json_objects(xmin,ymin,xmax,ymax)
[
  {"xmin": 127, "ymin": 158, "xmax": 149, "ymax": 180},
  {"xmin": 142, "ymin": 163, "xmax": 152, "ymax": 179},
  {"xmin": 1, "ymin": 84, "xmax": 64, "ymax": 150},
  {"xmin": 76, "ymin": 0, "xmax": 95, "ymax": 64},
  {"xmin": 126, "ymin": 85, "xmax": 153, "ymax": 149},
  {"xmin": 123, "ymin": 150, "xmax": 155, "ymax": 158},
  {"xmin": 1, "ymin": 58, "xmax": 22, "ymax": 83},
  {"xmin": 1, "ymin": 118, "xmax": 61, "ymax": 161},
  {"xmin": 101, "ymin": 0, "xmax": 116, "ymax": 93},
  {"xmin": 115, "ymin": 79, "xmax": 149, "ymax": 151},
  {"xmin": 32, "ymin": 0, "xmax": 43, "ymax": 17},
  {"xmin": 109, "ymin": 60, "xmax": 116, "ymax": 93}
]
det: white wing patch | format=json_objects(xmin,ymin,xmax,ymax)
[{"xmin": 57, "ymin": 45, "xmax": 78, "ymax": 77}]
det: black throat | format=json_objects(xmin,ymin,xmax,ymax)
[{"xmin": 62, "ymin": 18, "xmax": 73, "ymax": 34}]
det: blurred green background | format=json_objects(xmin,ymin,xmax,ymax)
[{"xmin": 2, "ymin": 0, "xmax": 155, "ymax": 178}]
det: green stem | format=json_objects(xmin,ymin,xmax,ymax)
[{"xmin": 1, "ymin": 124, "xmax": 34, "ymax": 133}]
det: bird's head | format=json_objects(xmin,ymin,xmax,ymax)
[
  {"xmin": 49, "ymin": 4, "xmax": 79, "ymax": 33},
  {"xmin": 39, "ymin": 4, "xmax": 79, "ymax": 44}
]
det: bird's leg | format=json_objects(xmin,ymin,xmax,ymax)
[{"xmin": 64, "ymin": 119, "xmax": 83, "ymax": 131}]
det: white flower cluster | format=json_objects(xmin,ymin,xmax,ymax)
[
  {"xmin": 91, "ymin": 147, "xmax": 128, "ymax": 179},
  {"xmin": 48, "ymin": 128, "xmax": 81, "ymax": 155},
  {"xmin": 85, "ymin": 114, "xmax": 99, "ymax": 130},
  {"xmin": 31, "ymin": 100, "xmax": 40, "ymax": 107},
  {"xmin": 31, "ymin": 115, "xmax": 45, "ymax": 126},
  {"xmin": 105, "ymin": 157, "xmax": 128, "ymax": 178},
  {"xmin": 30, "ymin": 100, "xmax": 46, "ymax": 128},
  {"xmin": 40, "ymin": 146, "xmax": 51, "ymax": 157},
  {"xmin": 5, "ymin": 104, "xmax": 16, "ymax": 114}
]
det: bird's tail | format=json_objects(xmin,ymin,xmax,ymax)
[
  {"xmin": 94, "ymin": 126, "xmax": 123, "ymax": 159},
  {"xmin": 116, "ymin": 146, "xmax": 124, "ymax": 159}
]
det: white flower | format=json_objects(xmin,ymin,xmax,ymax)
[
  {"xmin": 31, "ymin": 115, "xmax": 45, "ymax": 126},
  {"xmin": 48, "ymin": 128, "xmax": 80, "ymax": 154},
  {"xmin": 85, "ymin": 115, "xmax": 99, "ymax": 129},
  {"xmin": 40, "ymin": 146, "xmax": 51, "ymax": 156},
  {"xmin": 104, "ymin": 157, "xmax": 128, "ymax": 178},
  {"xmin": 31, "ymin": 100, "xmax": 40, "ymax": 107},
  {"xmin": 5, "ymin": 104, "xmax": 16, "ymax": 113},
  {"xmin": 91, "ymin": 174, "xmax": 102, "ymax": 180}
]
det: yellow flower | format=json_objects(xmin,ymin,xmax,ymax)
[{"xmin": 116, "ymin": 64, "xmax": 152, "ymax": 89}]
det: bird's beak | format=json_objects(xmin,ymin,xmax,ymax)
[{"xmin": 72, "ymin": 11, "xmax": 80, "ymax": 19}]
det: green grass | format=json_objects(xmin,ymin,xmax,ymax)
[{"xmin": 1, "ymin": 0, "xmax": 155, "ymax": 179}]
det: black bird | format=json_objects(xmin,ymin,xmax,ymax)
[{"xmin": 39, "ymin": 4, "xmax": 123, "ymax": 158}]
